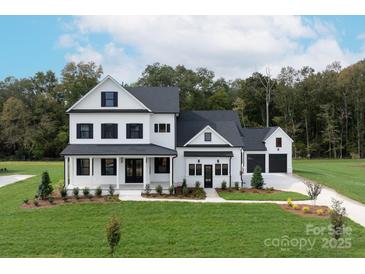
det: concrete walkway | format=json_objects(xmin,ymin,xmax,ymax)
[
  {"xmin": 120, "ymin": 174, "xmax": 365, "ymax": 228},
  {"xmin": 0, "ymin": 175, "xmax": 34, "ymax": 188}
]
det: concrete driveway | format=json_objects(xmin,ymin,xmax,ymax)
[
  {"xmin": 0, "ymin": 175, "xmax": 34, "ymax": 188},
  {"xmin": 242, "ymin": 173, "xmax": 365, "ymax": 228}
]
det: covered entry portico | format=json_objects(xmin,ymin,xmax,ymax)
[{"xmin": 61, "ymin": 144, "xmax": 177, "ymax": 191}]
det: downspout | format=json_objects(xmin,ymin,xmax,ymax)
[{"xmin": 229, "ymin": 156, "xmax": 232, "ymax": 188}]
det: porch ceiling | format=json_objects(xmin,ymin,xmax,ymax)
[{"xmin": 60, "ymin": 144, "xmax": 177, "ymax": 156}]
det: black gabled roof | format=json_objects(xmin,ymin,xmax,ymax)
[
  {"xmin": 126, "ymin": 87, "xmax": 180, "ymax": 113},
  {"xmin": 177, "ymin": 110, "xmax": 244, "ymax": 147},
  {"xmin": 240, "ymin": 127, "xmax": 279, "ymax": 151},
  {"xmin": 60, "ymin": 144, "xmax": 177, "ymax": 156}
]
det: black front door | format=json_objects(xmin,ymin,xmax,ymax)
[
  {"xmin": 204, "ymin": 165, "xmax": 213, "ymax": 188},
  {"xmin": 125, "ymin": 159, "xmax": 143, "ymax": 183}
]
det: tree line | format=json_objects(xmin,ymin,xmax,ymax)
[{"xmin": 1, "ymin": 60, "xmax": 365, "ymax": 159}]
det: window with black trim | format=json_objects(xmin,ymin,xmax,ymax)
[
  {"xmin": 77, "ymin": 159, "xmax": 90, "ymax": 176},
  {"xmin": 126, "ymin": 123, "xmax": 143, "ymax": 139},
  {"xmin": 189, "ymin": 164, "xmax": 195, "ymax": 176},
  {"xmin": 222, "ymin": 164, "xmax": 228, "ymax": 175},
  {"xmin": 101, "ymin": 91, "xmax": 118, "ymax": 107},
  {"xmin": 101, "ymin": 124, "xmax": 118, "ymax": 139},
  {"xmin": 154, "ymin": 123, "xmax": 171, "ymax": 133},
  {"xmin": 215, "ymin": 164, "xmax": 221, "ymax": 175},
  {"xmin": 204, "ymin": 132, "xmax": 212, "ymax": 141},
  {"xmin": 276, "ymin": 137, "xmax": 282, "ymax": 148},
  {"xmin": 101, "ymin": 159, "xmax": 116, "ymax": 176},
  {"xmin": 77, "ymin": 124, "xmax": 93, "ymax": 139},
  {"xmin": 196, "ymin": 164, "xmax": 202, "ymax": 175},
  {"xmin": 154, "ymin": 157, "xmax": 170, "ymax": 173}
]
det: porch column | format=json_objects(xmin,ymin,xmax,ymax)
[
  {"xmin": 169, "ymin": 156, "xmax": 173, "ymax": 187},
  {"xmin": 143, "ymin": 156, "xmax": 147, "ymax": 188},
  {"xmin": 64, "ymin": 156, "xmax": 68, "ymax": 187},
  {"xmin": 116, "ymin": 156, "xmax": 120, "ymax": 189}
]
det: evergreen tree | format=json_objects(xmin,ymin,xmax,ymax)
[
  {"xmin": 37, "ymin": 171, "xmax": 53, "ymax": 199},
  {"xmin": 251, "ymin": 166, "xmax": 264, "ymax": 189}
]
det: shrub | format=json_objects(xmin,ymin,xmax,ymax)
[
  {"xmin": 182, "ymin": 186, "xmax": 189, "ymax": 196},
  {"xmin": 192, "ymin": 188, "xmax": 206, "ymax": 199},
  {"xmin": 168, "ymin": 186, "xmax": 174, "ymax": 195},
  {"xmin": 251, "ymin": 166, "xmax": 264, "ymax": 189},
  {"xmin": 221, "ymin": 181, "xmax": 227, "ymax": 190},
  {"xmin": 23, "ymin": 198, "xmax": 29, "ymax": 204},
  {"xmin": 316, "ymin": 209, "xmax": 325, "ymax": 215},
  {"xmin": 73, "ymin": 187, "xmax": 80, "ymax": 199},
  {"xmin": 195, "ymin": 181, "xmax": 201, "ymax": 189},
  {"xmin": 83, "ymin": 187, "xmax": 90, "ymax": 198},
  {"xmin": 155, "ymin": 185, "xmax": 163, "ymax": 195},
  {"xmin": 302, "ymin": 206, "xmax": 310, "ymax": 213},
  {"xmin": 144, "ymin": 184, "xmax": 151, "ymax": 195},
  {"xmin": 105, "ymin": 216, "xmax": 121, "ymax": 255},
  {"xmin": 95, "ymin": 186, "xmax": 103, "ymax": 197},
  {"xmin": 234, "ymin": 182, "xmax": 239, "ymax": 190},
  {"xmin": 48, "ymin": 195, "xmax": 54, "ymax": 204},
  {"xmin": 37, "ymin": 171, "xmax": 53, "ymax": 200},
  {"xmin": 305, "ymin": 181, "xmax": 322, "ymax": 205},
  {"xmin": 330, "ymin": 198, "xmax": 346, "ymax": 240},
  {"xmin": 266, "ymin": 187, "xmax": 274, "ymax": 192},
  {"xmin": 287, "ymin": 198, "xmax": 293, "ymax": 207},
  {"xmin": 182, "ymin": 179, "xmax": 187, "ymax": 188},
  {"xmin": 108, "ymin": 185, "xmax": 115, "ymax": 196},
  {"xmin": 292, "ymin": 204, "xmax": 300, "ymax": 210},
  {"xmin": 60, "ymin": 188, "xmax": 68, "ymax": 200},
  {"xmin": 33, "ymin": 199, "xmax": 39, "ymax": 207}
]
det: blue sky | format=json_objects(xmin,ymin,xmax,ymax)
[{"xmin": 1, "ymin": 15, "xmax": 365, "ymax": 82}]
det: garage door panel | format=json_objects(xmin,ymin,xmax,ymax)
[
  {"xmin": 247, "ymin": 154, "xmax": 265, "ymax": 173},
  {"xmin": 269, "ymin": 154, "xmax": 287, "ymax": 173}
]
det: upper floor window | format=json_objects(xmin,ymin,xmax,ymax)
[
  {"xmin": 101, "ymin": 159, "xmax": 116, "ymax": 176},
  {"xmin": 77, "ymin": 124, "xmax": 93, "ymax": 139},
  {"xmin": 101, "ymin": 91, "xmax": 118, "ymax": 107},
  {"xmin": 101, "ymin": 123, "xmax": 118, "ymax": 139},
  {"xmin": 154, "ymin": 123, "xmax": 171, "ymax": 133},
  {"xmin": 204, "ymin": 132, "xmax": 212, "ymax": 142},
  {"xmin": 276, "ymin": 137, "xmax": 282, "ymax": 148},
  {"xmin": 154, "ymin": 157, "xmax": 170, "ymax": 173},
  {"xmin": 127, "ymin": 123, "xmax": 143, "ymax": 139},
  {"xmin": 76, "ymin": 159, "xmax": 90, "ymax": 176}
]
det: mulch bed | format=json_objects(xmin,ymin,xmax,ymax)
[
  {"xmin": 142, "ymin": 187, "xmax": 206, "ymax": 200},
  {"xmin": 215, "ymin": 188, "xmax": 280, "ymax": 194},
  {"xmin": 280, "ymin": 204, "xmax": 330, "ymax": 218},
  {"xmin": 21, "ymin": 195, "xmax": 120, "ymax": 209}
]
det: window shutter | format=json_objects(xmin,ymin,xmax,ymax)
[
  {"xmin": 113, "ymin": 159, "xmax": 117, "ymax": 175},
  {"xmin": 167, "ymin": 124, "xmax": 170, "ymax": 132},
  {"xmin": 77, "ymin": 159, "xmax": 81, "ymax": 175},
  {"xmin": 90, "ymin": 124, "xmax": 93, "ymax": 138},
  {"xmin": 113, "ymin": 92, "xmax": 118, "ymax": 107},
  {"xmin": 113, "ymin": 124, "xmax": 118, "ymax": 138},
  {"xmin": 139, "ymin": 124, "xmax": 143, "ymax": 138},
  {"xmin": 77, "ymin": 124, "xmax": 81, "ymax": 139},
  {"xmin": 154, "ymin": 124, "xmax": 158, "ymax": 132},
  {"xmin": 101, "ymin": 159, "xmax": 105, "ymax": 175},
  {"xmin": 101, "ymin": 124, "xmax": 105, "ymax": 138},
  {"xmin": 101, "ymin": 92, "xmax": 105, "ymax": 107}
]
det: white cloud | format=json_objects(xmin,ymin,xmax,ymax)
[{"xmin": 58, "ymin": 16, "xmax": 365, "ymax": 82}]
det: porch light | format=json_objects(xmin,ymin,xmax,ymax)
[
  {"xmin": 198, "ymin": 159, "xmax": 200, "ymax": 163},
  {"xmin": 217, "ymin": 159, "xmax": 219, "ymax": 163}
]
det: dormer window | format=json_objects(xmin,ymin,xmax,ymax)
[
  {"xmin": 101, "ymin": 91, "xmax": 118, "ymax": 107},
  {"xmin": 276, "ymin": 137, "xmax": 282, "ymax": 148},
  {"xmin": 204, "ymin": 132, "xmax": 212, "ymax": 142}
]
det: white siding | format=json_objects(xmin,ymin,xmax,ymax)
[
  {"xmin": 174, "ymin": 147, "xmax": 242, "ymax": 188},
  {"xmin": 150, "ymin": 114, "xmax": 176, "ymax": 149},
  {"xmin": 73, "ymin": 78, "xmax": 146, "ymax": 110}
]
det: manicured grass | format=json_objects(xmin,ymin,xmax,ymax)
[
  {"xmin": 1, "ymin": 161, "xmax": 365, "ymax": 257},
  {"xmin": 217, "ymin": 190, "xmax": 309, "ymax": 201},
  {"xmin": 294, "ymin": 159, "xmax": 365, "ymax": 204}
]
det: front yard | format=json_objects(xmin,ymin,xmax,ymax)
[
  {"xmin": 216, "ymin": 188, "xmax": 309, "ymax": 201},
  {"xmin": 294, "ymin": 159, "xmax": 365, "ymax": 204},
  {"xmin": 1, "ymin": 161, "xmax": 365, "ymax": 257}
]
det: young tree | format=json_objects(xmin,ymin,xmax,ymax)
[
  {"xmin": 256, "ymin": 67, "xmax": 275, "ymax": 127},
  {"xmin": 330, "ymin": 199, "xmax": 346, "ymax": 240},
  {"xmin": 305, "ymin": 181, "xmax": 322, "ymax": 205},
  {"xmin": 37, "ymin": 171, "xmax": 53, "ymax": 200},
  {"xmin": 106, "ymin": 216, "xmax": 121, "ymax": 255},
  {"xmin": 251, "ymin": 166, "xmax": 264, "ymax": 189}
]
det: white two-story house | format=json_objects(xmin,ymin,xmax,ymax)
[{"xmin": 61, "ymin": 75, "xmax": 293, "ymax": 191}]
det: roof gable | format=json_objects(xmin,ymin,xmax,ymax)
[
  {"xmin": 184, "ymin": 125, "xmax": 233, "ymax": 147},
  {"xmin": 67, "ymin": 76, "xmax": 150, "ymax": 112}
]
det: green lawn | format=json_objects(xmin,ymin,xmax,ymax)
[
  {"xmin": 294, "ymin": 159, "xmax": 365, "ymax": 204},
  {"xmin": 1, "ymin": 161, "xmax": 365, "ymax": 257},
  {"xmin": 217, "ymin": 190, "xmax": 309, "ymax": 201}
]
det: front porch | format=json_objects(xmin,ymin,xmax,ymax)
[{"xmin": 64, "ymin": 155, "xmax": 174, "ymax": 191}]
